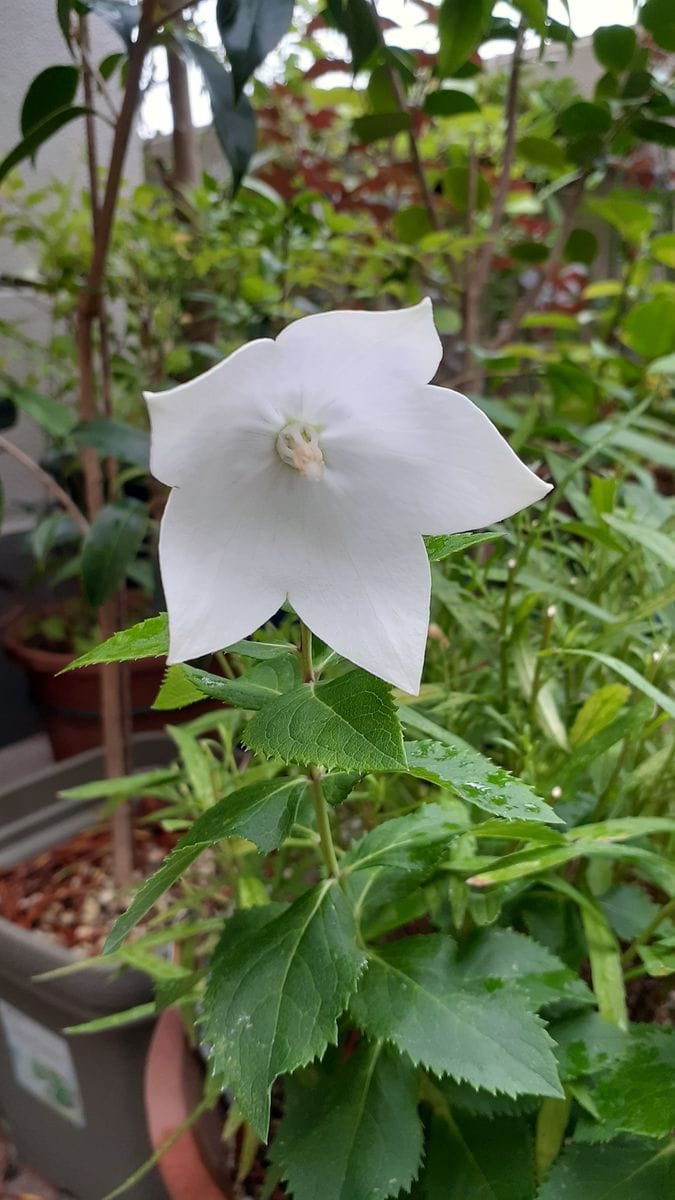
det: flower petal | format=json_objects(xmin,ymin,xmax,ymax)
[
  {"xmin": 275, "ymin": 298, "xmax": 442, "ymax": 423},
  {"xmin": 289, "ymin": 514, "xmax": 431, "ymax": 695},
  {"xmin": 160, "ymin": 482, "xmax": 285, "ymax": 665},
  {"xmin": 145, "ymin": 338, "xmax": 284, "ymax": 488},
  {"xmin": 326, "ymin": 384, "xmax": 552, "ymax": 535}
]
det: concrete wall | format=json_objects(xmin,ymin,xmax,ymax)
[{"xmin": 0, "ymin": 1, "xmax": 142, "ymax": 532}]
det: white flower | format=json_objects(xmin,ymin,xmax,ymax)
[{"xmin": 146, "ymin": 300, "xmax": 551, "ymax": 694}]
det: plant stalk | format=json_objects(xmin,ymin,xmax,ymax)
[{"xmin": 299, "ymin": 622, "xmax": 339, "ymax": 879}]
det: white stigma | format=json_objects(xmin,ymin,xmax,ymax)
[{"xmin": 276, "ymin": 421, "xmax": 325, "ymax": 481}]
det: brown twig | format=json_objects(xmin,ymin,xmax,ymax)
[{"xmin": 0, "ymin": 434, "xmax": 89, "ymax": 536}]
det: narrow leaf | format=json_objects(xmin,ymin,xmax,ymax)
[
  {"xmin": 182, "ymin": 39, "xmax": 255, "ymax": 191},
  {"xmin": 580, "ymin": 902, "xmax": 628, "ymax": 1031},
  {"xmin": 425, "ymin": 531, "xmax": 502, "ymax": 561},
  {"xmin": 216, "ymin": 0, "xmax": 294, "ymax": 100},
  {"xmin": 0, "ymin": 106, "xmax": 90, "ymax": 183},
  {"xmin": 81, "ymin": 499, "xmax": 147, "ymax": 606}
]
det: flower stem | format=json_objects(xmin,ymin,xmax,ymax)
[{"xmin": 299, "ymin": 621, "xmax": 339, "ymax": 879}]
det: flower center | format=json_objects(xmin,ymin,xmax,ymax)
[{"xmin": 275, "ymin": 421, "xmax": 325, "ymax": 481}]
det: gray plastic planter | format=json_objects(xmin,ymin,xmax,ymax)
[{"xmin": 0, "ymin": 734, "xmax": 173, "ymax": 1200}]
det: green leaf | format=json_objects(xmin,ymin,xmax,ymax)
[
  {"xmin": 59, "ymin": 766, "xmax": 179, "ymax": 802},
  {"xmin": 467, "ymin": 833, "xmax": 675, "ymax": 890},
  {"xmin": 592, "ymin": 26, "xmax": 636, "ymax": 72},
  {"xmin": 9, "ymin": 384, "xmax": 76, "ymax": 437},
  {"xmin": 203, "ymin": 882, "xmax": 365, "ymax": 1137},
  {"xmin": 443, "ymin": 164, "xmax": 491, "ymax": 211},
  {"xmin": 394, "ymin": 205, "xmax": 434, "ymax": 244},
  {"xmin": 324, "ymin": 0, "xmax": 379, "ymax": 73},
  {"xmin": 586, "ymin": 194, "xmax": 654, "ymax": 243},
  {"xmin": 64, "ymin": 613, "xmax": 168, "ymax": 671},
  {"xmin": 21, "ymin": 65, "xmax": 80, "ymax": 137},
  {"xmin": 455, "ymin": 927, "xmax": 593, "ymax": 1010},
  {"xmin": 537, "ymin": 1138, "xmax": 675, "ymax": 1200},
  {"xmin": 621, "ymin": 297, "xmax": 675, "ymax": 360},
  {"xmin": 569, "ymin": 684, "xmax": 630, "ymax": 748},
  {"xmin": 351, "ymin": 935, "xmax": 563, "ymax": 1099},
  {"xmin": 564, "ymin": 228, "xmax": 599, "ymax": 265},
  {"xmin": 72, "ymin": 417, "xmax": 150, "ymax": 466},
  {"xmin": 598, "ymin": 884, "xmax": 663, "ymax": 941},
  {"xmin": 152, "ymin": 665, "xmax": 206, "ymax": 711},
  {"xmin": 438, "ymin": 0, "xmax": 490, "ymax": 77},
  {"xmin": 105, "ymin": 777, "xmax": 306, "ymax": 952},
  {"xmin": 216, "ymin": 0, "xmax": 293, "ymax": 99},
  {"xmin": 580, "ymin": 902, "xmax": 627, "ymax": 1031},
  {"xmin": 637, "ymin": 939, "xmax": 675, "ymax": 977},
  {"xmin": 81, "ymin": 499, "xmax": 147, "ymax": 607},
  {"xmin": 603, "ymin": 513, "xmax": 675, "ymax": 570},
  {"xmin": 273, "ymin": 1042, "xmax": 423, "ymax": 1200},
  {"xmin": 352, "ymin": 112, "xmax": 410, "ymax": 143},
  {"xmin": 651, "ymin": 233, "xmax": 675, "ymax": 269},
  {"xmin": 641, "ymin": 0, "xmax": 675, "ymax": 52},
  {"xmin": 425, "ymin": 531, "xmax": 502, "ymax": 561},
  {"xmin": 182, "ymin": 39, "xmax": 255, "ymax": 191},
  {"xmin": 424, "ymin": 89, "xmax": 481, "ymax": 117},
  {"xmin": 547, "ymin": 699, "xmax": 653, "ymax": 803},
  {"xmin": 558, "ymin": 651, "xmax": 675, "ymax": 721},
  {"xmin": 401, "ymin": 710, "xmax": 560, "ymax": 824},
  {"xmin": 631, "ymin": 117, "xmax": 675, "ymax": 148},
  {"xmin": 178, "ymin": 662, "xmax": 288, "ymax": 710},
  {"xmin": 85, "ymin": 0, "xmax": 139, "ymax": 49},
  {"xmin": 413, "ymin": 1111, "xmax": 535, "ymax": 1200},
  {"xmin": 593, "ymin": 1026, "xmax": 675, "ymax": 1138},
  {"xmin": 57, "ymin": 0, "xmax": 74, "ymax": 44},
  {"xmin": 342, "ymin": 803, "xmax": 463, "ymax": 877},
  {"xmin": 65, "ymin": 1002, "xmax": 156, "ymax": 1035},
  {"xmin": 244, "ymin": 669, "xmax": 406, "ymax": 772},
  {"xmin": 0, "ymin": 106, "xmax": 90, "ymax": 183},
  {"xmin": 551, "ymin": 1011, "xmax": 628, "ymax": 1082},
  {"xmin": 560, "ymin": 101, "xmax": 611, "ymax": 137},
  {"xmin": 517, "ymin": 136, "xmax": 567, "ymax": 170}
]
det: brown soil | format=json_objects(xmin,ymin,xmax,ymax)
[{"xmin": 0, "ymin": 814, "xmax": 179, "ymax": 957}]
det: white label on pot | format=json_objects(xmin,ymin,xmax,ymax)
[{"xmin": 0, "ymin": 1000, "xmax": 85, "ymax": 1127}]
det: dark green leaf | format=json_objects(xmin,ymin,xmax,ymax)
[
  {"xmin": 182, "ymin": 39, "xmax": 255, "ymax": 191},
  {"xmin": 351, "ymin": 935, "xmax": 563, "ymax": 1099},
  {"xmin": 244, "ymin": 669, "xmax": 407, "ymax": 772},
  {"xmin": 592, "ymin": 26, "xmax": 636, "ymax": 72},
  {"xmin": 455, "ymin": 928, "xmax": 593, "ymax": 1010},
  {"xmin": 550, "ymin": 1011, "xmax": 628, "ymax": 1082},
  {"xmin": 517, "ymin": 136, "xmax": 567, "ymax": 170},
  {"xmin": 273, "ymin": 1042, "xmax": 423, "ymax": 1200},
  {"xmin": 178, "ymin": 662, "xmax": 288, "ymax": 710},
  {"xmin": 425, "ymin": 531, "xmax": 502, "ymax": 561},
  {"xmin": 593, "ymin": 1026, "xmax": 675, "ymax": 1138},
  {"xmin": 57, "ymin": 0, "xmax": 75, "ymax": 44},
  {"xmin": 324, "ymin": 0, "xmax": 379, "ymax": 73},
  {"xmin": 0, "ymin": 106, "xmax": 90, "ymax": 183},
  {"xmin": 86, "ymin": 0, "xmax": 139, "ymax": 49},
  {"xmin": 105, "ymin": 777, "xmax": 306, "ymax": 952},
  {"xmin": 632, "ymin": 117, "xmax": 675, "ymax": 148},
  {"xmin": 216, "ymin": 0, "xmax": 294, "ymax": 99},
  {"xmin": 352, "ymin": 112, "xmax": 410, "ymax": 143},
  {"xmin": 424, "ymin": 89, "xmax": 481, "ymax": 117},
  {"xmin": 413, "ymin": 1111, "xmax": 535, "ymax": 1200},
  {"xmin": 401, "ymin": 712, "xmax": 560, "ymax": 824},
  {"xmin": 394, "ymin": 205, "xmax": 434, "ymax": 243},
  {"xmin": 641, "ymin": 0, "xmax": 675, "ymax": 52},
  {"xmin": 21, "ymin": 66, "xmax": 80, "ymax": 137},
  {"xmin": 342, "ymin": 803, "xmax": 463, "ymax": 877},
  {"xmin": 438, "ymin": 0, "xmax": 490, "ymax": 78},
  {"xmin": 564, "ymin": 228, "xmax": 599, "ymax": 265},
  {"xmin": 203, "ymin": 882, "xmax": 365, "ymax": 1136},
  {"xmin": 73, "ymin": 417, "xmax": 150, "ymax": 466},
  {"xmin": 81, "ymin": 499, "xmax": 147, "ymax": 606},
  {"xmin": 537, "ymin": 1138, "xmax": 675, "ymax": 1199},
  {"xmin": 559, "ymin": 101, "xmax": 611, "ymax": 136}
]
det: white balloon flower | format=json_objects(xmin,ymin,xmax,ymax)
[{"xmin": 146, "ymin": 300, "xmax": 551, "ymax": 694}]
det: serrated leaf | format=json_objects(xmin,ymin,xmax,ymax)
[
  {"xmin": 425, "ymin": 531, "xmax": 502, "ymax": 562},
  {"xmin": 592, "ymin": 1026, "xmax": 675, "ymax": 1138},
  {"xmin": 550, "ymin": 1012, "xmax": 628, "ymax": 1082},
  {"xmin": 105, "ymin": 778, "xmax": 306, "ymax": 952},
  {"xmin": 178, "ymin": 663, "xmax": 287, "ymax": 710},
  {"xmin": 216, "ymin": 0, "xmax": 294, "ymax": 100},
  {"xmin": 537, "ymin": 1137, "xmax": 675, "ymax": 1199},
  {"xmin": 245, "ymin": 669, "xmax": 406, "ymax": 771},
  {"xmin": 412, "ymin": 1111, "xmax": 535, "ymax": 1200},
  {"xmin": 81, "ymin": 500, "xmax": 147, "ymax": 607},
  {"xmin": 401, "ymin": 711, "xmax": 560, "ymax": 824},
  {"xmin": 343, "ymin": 803, "xmax": 463, "ymax": 877},
  {"xmin": 351, "ymin": 935, "xmax": 563, "ymax": 1099},
  {"xmin": 455, "ymin": 928, "xmax": 593, "ymax": 1010},
  {"xmin": 152, "ymin": 665, "xmax": 206, "ymax": 711},
  {"xmin": 439, "ymin": 1079, "xmax": 539, "ymax": 1119},
  {"xmin": 203, "ymin": 882, "xmax": 365, "ymax": 1137},
  {"xmin": 273, "ymin": 1042, "xmax": 423, "ymax": 1200}
]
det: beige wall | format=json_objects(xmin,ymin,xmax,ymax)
[{"xmin": 0, "ymin": 1, "xmax": 142, "ymax": 532}]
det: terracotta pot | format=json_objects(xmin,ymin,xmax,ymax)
[
  {"xmin": 145, "ymin": 1009, "xmax": 232, "ymax": 1200},
  {"xmin": 3, "ymin": 605, "xmax": 212, "ymax": 761}
]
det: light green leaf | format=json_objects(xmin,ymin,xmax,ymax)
[
  {"xmin": 168, "ymin": 724, "xmax": 215, "ymax": 805},
  {"xmin": 438, "ymin": 0, "xmax": 491, "ymax": 77},
  {"xmin": 351, "ymin": 935, "xmax": 563, "ymax": 1099},
  {"xmin": 558, "ymin": 651, "xmax": 675, "ymax": 721},
  {"xmin": 9, "ymin": 384, "xmax": 76, "ymax": 437},
  {"xmin": 273, "ymin": 1042, "xmax": 423, "ymax": 1200},
  {"xmin": 59, "ymin": 766, "xmax": 179, "ymax": 802},
  {"xmin": 547, "ymin": 699, "xmax": 653, "ymax": 802},
  {"xmin": 179, "ymin": 663, "xmax": 287, "ymax": 711},
  {"xmin": 64, "ymin": 613, "xmax": 169, "ymax": 671},
  {"xmin": 425, "ymin": 531, "xmax": 502, "ymax": 561},
  {"xmin": 152, "ymin": 665, "xmax": 206, "ymax": 711},
  {"xmin": 104, "ymin": 778, "xmax": 306, "ymax": 952},
  {"xmin": 637, "ymin": 940, "xmax": 675, "ymax": 977},
  {"xmin": 587, "ymin": 194, "xmax": 654, "ymax": 243},
  {"xmin": 405, "ymin": 737, "xmax": 560, "ymax": 824},
  {"xmin": 580, "ymin": 902, "xmax": 627, "ymax": 1030},
  {"xmin": 621, "ymin": 297, "xmax": 675, "ymax": 361},
  {"xmin": 245, "ymin": 669, "xmax": 406, "ymax": 771},
  {"xmin": 603, "ymin": 514, "xmax": 675, "ymax": 571},
  {"xmin": 203, "ymin": 882, "xmax": 365, "ymax": 1137},
  {"xmin": 537, "ymin": 1138, "xmax": 675, "ymax": 1199},
  {"xmin": 569, "ymin": 685, "xmax": 630, "ymax": 748}
]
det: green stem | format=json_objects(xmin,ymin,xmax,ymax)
[
  {"xmin": 535, "ymin": 1093, "xmax": 572, "ymax": 1183},
  {"xmin": 299, "ymin": 620, "xmax": 339, "ymax": 879}
]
